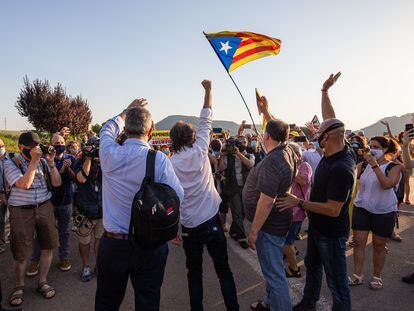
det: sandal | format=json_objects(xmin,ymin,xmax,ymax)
[
  {"xmin": 9, "ymin": 286, "xmax": 24, "ymax": 307},
  {"xmin": 369, "ymin": 277, "xmax": 383, "ymax": 290},
  {"xmin": 37, "ymin": 281, "xmax": 56, "ymax": 299},
  {"xmin": 348, "ymin": 273, "xmax": 364, "ymax": 286},
  {"xmin": 250, "ymin": 300, "xmax": 270, "ymax": 310},
  {"xmin": 391, "ymin": 233, "xmax": 403, "ymax": 243}
]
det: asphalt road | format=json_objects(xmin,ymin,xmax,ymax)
[{"xmin": 1, "ymin": 180, "xmax": 414, "ymax": 311}]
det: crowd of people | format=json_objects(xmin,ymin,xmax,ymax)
[{"xmin": 0, "ymin": 73, "xmax": 413, "ymax": 311}]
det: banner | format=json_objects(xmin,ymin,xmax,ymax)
[{"xmin": 150, "ymin": 130, "xmax": 171, "ymax": 146}]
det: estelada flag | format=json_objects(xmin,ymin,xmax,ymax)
[
  {"xmin": 204, "ymin": 31, "xmax": 281, "ymax": 73},
  {"xmin": 311, "ymin": 115, "xmax": 321, "ymax": 129}
]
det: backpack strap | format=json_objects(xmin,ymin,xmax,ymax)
[
  {"xmin": 40, "ymin": 158, "xmax": 52, "ymax": 192},
  {"xmin": 145, "ymin": 149, "xmax": 157, "ymax": 182},
  {"xmin": 8, "ymin": 153, "xmax": 24, "ymax": 175},
  {"xmin": 385, "ymin": 162, "xmax": 398, "ymax": 177}
]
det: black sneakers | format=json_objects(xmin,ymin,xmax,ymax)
[
  {"xmin": 402, "ymin": 272, "xmax": 414, "ymax": 284},
  {"xmin": 292, "ymin": 300, "xmax": 316, "ymax": 311}
]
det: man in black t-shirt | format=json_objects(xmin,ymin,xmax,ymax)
[{"xmin": 276, "ymin": 73, "xmax": 355, "ymax": 311}]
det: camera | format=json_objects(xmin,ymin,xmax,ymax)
[
  {"xmin": 39, "ymin": 143, "xmax": 54, "ymax": 155},
  {"xmin": 225, "ymin": 138, "xmax": 235, "ymax": 155},
  {"xmin": 83, "ymin": 138, "xmax": 100, "ymax": 158}
]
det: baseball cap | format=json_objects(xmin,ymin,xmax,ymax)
[
  {"xmin": 290, "ymin": 131, "xmax": 300, "ymax": 137},
  {"xmin": 18, "ymin": 131, "xmax": 41, "ymax": 147}
]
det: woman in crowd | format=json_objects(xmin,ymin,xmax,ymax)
[
  {"xmin": 284, "ymin": 143, "xmax": 312, "ymax": 278},
  {"xmin": 349, "ymin": 136, "xmax": 402, "ymax": 290},
  {"xmin": 397, "ymin": 131, "xmax": 412, "ymax": 205}
]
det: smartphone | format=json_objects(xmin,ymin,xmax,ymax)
[
  {"xmin": 212, "ymin": 127, "xmax": 223, "ymax": 134},
  {"xmin": 405, "ymin": 123, "xmax": 414, "ymax": 132},
  {"xmin": 243, "ymin": 124, "xmax": 252, "ymax": 129},
  {"xmin": 294, "ymin": 136, "xmax": 307, "ymax": 143}
]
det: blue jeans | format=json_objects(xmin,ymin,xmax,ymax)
[
  {"xmin": 95, "ymin": 236, "xmax": 168, "ymax": 311},
  {"xmin": 303, "ymin": 227, "xmax": 351, "ymax": 311},
  {"xmin": 32, "ymin": 203, "xmax": 72, "ymax": 261},
  {"xmin": 256, "ymin": 231, "xmax": 291, "ymax": 311},
  {"xmin": 182, "ymin": 214, "xmax": 239, "ymax": 311}
]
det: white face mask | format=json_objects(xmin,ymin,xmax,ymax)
[
  {"xmin": 0, "ymin": 147, "xmax": 5, "ymax": 157},
  {"xmin": 370, "ymin": 148, "xmax": 384, "ymax": 159}
]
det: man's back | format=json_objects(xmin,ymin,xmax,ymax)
[
  {"xmin": 170, "ymin": 108, "xmax": 221, "ymax": 228},
  {"xmin": 99, "ymin": 116, "xmax": 184, "ymax": 234}
]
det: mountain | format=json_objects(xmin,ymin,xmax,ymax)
[
  {"xmin": 155, "ymin": 115, "xmax": 246, "ymax": 135},
  {"xmin": 360, "ymin": 113, "xmax": 414, "ymax": 138}
]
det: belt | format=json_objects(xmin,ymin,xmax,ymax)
[
  {"xmin": 12, "ymin": 200, "xmax": 49, "ymax": 210},
  {"xmin": 104, "ymin": 231, "xmax": 129, "ymax": 240}
]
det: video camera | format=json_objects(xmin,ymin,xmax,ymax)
[
  {"xmin": 225, "ymin": 138, "xmax": 236, "ymax": 155},
  {"xmin": 82, "ymin": 137, "xmax": 100, "ymax": 158}
]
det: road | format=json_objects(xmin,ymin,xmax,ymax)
[{"xmin": 1, "ymin": 180, "xmax": 414, "ymax": 311}]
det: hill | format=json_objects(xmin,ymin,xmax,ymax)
[
  {"xmin": 360, "ymin": 113, "xmax": 414, "ymax": 138},
  {"xmin": 155, "ymin": 115, "xmax": 244, "ymax": 135}
]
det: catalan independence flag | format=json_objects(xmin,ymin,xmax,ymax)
[{"xmin": 204, "ymin": 31, "xmax": 281, "ymax": 73}]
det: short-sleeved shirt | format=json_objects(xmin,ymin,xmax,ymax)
[
  {"xmin": 51, "ymin": 154, "xmax": 76, "ymax": 206},
  {"xmin": 243, "ymin": 144, "xmax": 296, "ymax": 236},
  {"xmin": 73, "ymin": 158, "xmax": 102, "ymax": 220},
  {"xmin": 308, "ymin": 146, "xmax": 356, "ymax": 238},
  {"xmin": 4, "ymin": 154, "xmax": 52, "ymax": 206}
]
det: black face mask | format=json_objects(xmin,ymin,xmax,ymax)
[
  {"xmin": 237, "ymin": 144, "xmax": 246, "ymax": 152},
  {"xmin": 53, "ymin": 145, "xmax": 66, "ymax": 155},
  {"xmin": 22, "ymin": 148, "xmax": 32, "ymax": 160}
]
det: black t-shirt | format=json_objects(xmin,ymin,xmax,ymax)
[
  {"xmin": 51, "ymin": 154, "xmax": 76, "ymax": 206},
  {"xmin": 308, "ymin": 146, "xmax": 356, "ymax": 238},
  {"xmin": 73, "ymin": 158, "xmax": 102, "ymax": 219},
  {"xmin": 243, "ymin": 144, "xmax": 296, "ymax": 236}
]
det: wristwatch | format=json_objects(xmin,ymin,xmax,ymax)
[{"xmin": 298, "ymin": 200, "xmax": 305, "ymax": 211}]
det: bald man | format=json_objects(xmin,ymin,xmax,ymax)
[{"xmin": 276, "ymin": 73, "xmax": 356, "ymax": 311}]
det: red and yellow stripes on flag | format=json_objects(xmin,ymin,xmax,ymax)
[{"xmin": 206, "ymin": 31, "xmax": 281, "ymax": 72}]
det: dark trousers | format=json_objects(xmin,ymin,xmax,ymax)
[
  {"xmin": 303, "ymin": 226, "xmax": 351, "ymax": 311},
  {"xmin": 95, "ymin": 236, "xmax": 168, "ymax": 311},
  {"xmin": 228, "ymin": 187, "xmax": 246, "ymax": 241},
  {"xmin": 182, "ymin": 214, "xmax": 239, "ymax": 311}
]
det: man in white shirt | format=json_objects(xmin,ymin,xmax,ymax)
[{"xmin": 170, "ymin": 80, "xmax": 239, "ymax": 311}]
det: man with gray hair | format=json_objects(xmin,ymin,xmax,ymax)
[{"xmin": 96, "ymin": 99, "xmax": 184, "ymax": 311}]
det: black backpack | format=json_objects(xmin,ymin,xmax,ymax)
[{"xmin": 129, "ymin": 149, "xmax": 180, "ymax": 249}]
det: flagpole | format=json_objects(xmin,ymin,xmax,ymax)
[
  {"xmin": 226, "ymin": 73, "xmax": 262, "ymax": 139},
  {"xmin": 203, "ymin": 31, "xmax": 262, "ymax": 139}
]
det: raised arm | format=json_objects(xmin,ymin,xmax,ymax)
[
  {"xmin": 321, "ymin": 72, "xmax": 341, "ymax": 121},
  {"xmin": 402, "ymin": 130, "xmax": 414, "ymax": 169},
  {"xmin": 380, "ymin": 121, "xmax": 396, "ymax": 141},
  {"xmin": 257, "ymin": 96, "xmax": 274, "ymax": 122},
  {"xmin": 195, "ymin": 80, "xmax": 213, "ymax": 151}
]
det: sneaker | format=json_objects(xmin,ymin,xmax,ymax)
[
  {"xmin": 402, "ymin": 272, "xmax": 414, "ymax": 284},
  {"xmin": 293, "ymin": 300, "xmax": 316, "ymax": 311},
  {"xmin": 286, "ymin": 266, "xmax": 302, "ymax": 278},
  {"xmin": 81, "ymin": 266, "xmax": 93, "ymax": 282},
  {"xmin": 60, "ymin": 259, "xmax": 72, "ymax": 271},
  {"xmin": 26, "ymin": 261, "xmax": 39, "ymax": 277},
  {"xmin": 251, "ymin": 300, "xmax": 269, "ymax": 310}
]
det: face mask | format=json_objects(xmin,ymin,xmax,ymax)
[
  {"xmin": 53, "ymin": 145, "xmax": 66, "ymax": 155},
  {"xmin": 22, "ymin": 148, "xmax": 32, "ymax": 160},
  {"xmin": 0, "ymin": 147, "xmax": 5, "ymax": 157},
  {"xmin": 68, "ymin": 147, "xmax": 78, "ymax": 155},
  {"xmin": 314, "ymin": 141, "xmax": 321, "ymax": 149},
  {"xmin": 370, "ymin": 148, "xmax": 384, "ymax": 159},
  {"xmin": 250, "ymin": 141, "xmax": 258, "ymax": 149},
  {"xmin": 162, "ymin": 149, "xmax": 170, "ymax": 156},
  {"xmin": 213, "ymin": 151, "xmax": 220, "ymax": 158}
]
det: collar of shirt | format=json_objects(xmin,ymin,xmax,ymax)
[{"xmin": 123, "ymin": 138, "xmax": 150, "ymax": 148}]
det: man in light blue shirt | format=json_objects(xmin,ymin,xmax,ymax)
[{"xmin": 95, "ymin": 99, "xmax": 183, "ymax": 311}]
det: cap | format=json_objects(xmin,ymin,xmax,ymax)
[
  {"xmin": 18, "ymin": 131, "xmax": 41, "ymax": 147},
  {"xmin": 87, "ymin": 136, "xmax": 100, "ymax": 145},
  {"xmin": 290, "ymin": 131, "xmax": 300, "ymax": 137}
]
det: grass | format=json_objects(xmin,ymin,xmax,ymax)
[{"xmin": 0, "ymin": 130, "xmax": 21, "ymax": 153}]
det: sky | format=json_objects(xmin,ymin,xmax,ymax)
[{"xmin": 1, "ymin": 1, "xmax": 414, "ymax": 131}]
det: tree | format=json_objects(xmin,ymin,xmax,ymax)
[{"xmin": 15, "ymin": 76, "xmax": 92, "ymax": 136}]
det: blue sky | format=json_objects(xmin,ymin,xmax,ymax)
[{"xmin": 1, "ymin": 1, "xmax": 413, "ymax": 131}]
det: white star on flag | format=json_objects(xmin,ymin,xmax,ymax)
[{"xmin": 219, "ymin": 41, "xmax": 232, "ymax": 55}]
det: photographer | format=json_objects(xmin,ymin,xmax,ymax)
[
  {"xmin": 4, "ymin": 132, "xmax": 61, "ymax": 307},
  {"xmin": 218, "ymin": 136, "xmax": 254, "ymax": 249},
  {"xmin": 0, "ymin": 139, "xmax": 8, "ymax": 255},
  {"xmin": 28, "ymin": 133, "xmax": 76, "ymax": 274},
  {"xmin": 73, "ymin": 136, "xmax": 103, "ymax": 282}
]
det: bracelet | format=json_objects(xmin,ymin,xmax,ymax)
[
  {"xmin": 298, "ymin": 200, "xmax": 305, "ymax": 211},
  {"xmin": 48, "ymin": 163, "xmax": 56, "ymax": 169},
  {"xmin": 371, "ymin": 165, "xmax": 379, "ymax": 170},
  {"xmin": 321, "ymin": 89, "xmax": 328, "ymax": 93}
]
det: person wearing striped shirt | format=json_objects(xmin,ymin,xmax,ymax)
[{"xmin": 4, "ymin": 131, "xmax": 61, "ymax": 307}]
